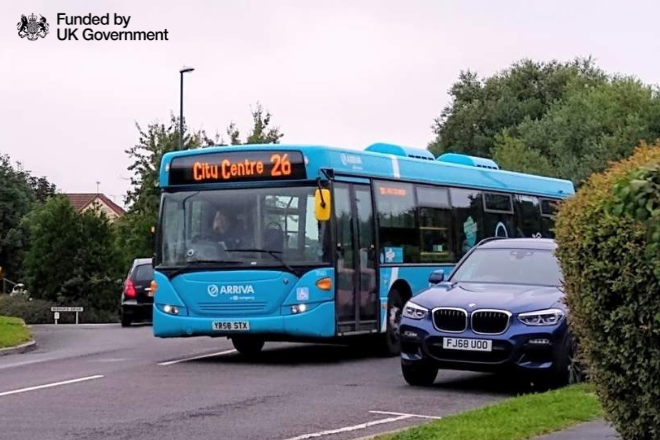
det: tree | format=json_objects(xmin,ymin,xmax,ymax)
[
  {"xmin": 491, "ymin": 131, "xmax": 554, "ymax": 176},
  {"xmin": 124, "ymin": 114, "xmax": 212, "ymax": 211},
  {"xmin": 428, "ymin": 58, "xmax": 606, "ymax": 157},
  {"xmin": 429, "ymin": 58, "xmax": 660, "ymax": 185},
  {"xmin": 64, "ymin": 208, "xmax": 122, "ymax": 315},
  {"xmin": 28, "ymin": 176, "xmax": 57, "ymax": 203},
  {"xmin": 0, "ymin": 154, "xmax": 58, "ymax": 284},
  {"xmin": 116, "ymin": 115, "xmax": 213, "ymax": 268},
  {"xmin": 24, "ymin": 197, "xmax": 121, "ymax": 316},
  {"xmin": 224, "ymin": 103, "xmax": 283, "ymax": 145},
  {"xmin": 502, "ymin": 77, "xmax": 660, "ymax": 184},
  {"xmin": 0, "ymin": 156, "xmax": 34, "ymax": 282},
  {"xmin": 23, "ymin": 197, "xmax": 82, "ymax": 302}
]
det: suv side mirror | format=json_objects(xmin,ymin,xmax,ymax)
[{"xmin": 428, "ymin": 270, "xmax": 445, "ymax": 285}]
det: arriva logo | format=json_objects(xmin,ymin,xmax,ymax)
[
  {"xmin": 208, "ymin": 284, "xmax": 255, "ymax": 297},
  {"xmin": 220, "ymin": 285, "xmax": 255, "ymax": 295},
  {"xmin": 340, "ymin": 153, "xmax": 362, "ymax": 166},
  {"xmin": 207, "ymin": 284, "xmax": 219, "ymax": 297}
]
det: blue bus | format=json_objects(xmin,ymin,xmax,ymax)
[{"xmin": 151, "ymin": 143, "xmax": 574, "ymax": 355}]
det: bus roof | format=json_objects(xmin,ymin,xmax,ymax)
[{"xmin": 160, "ymin": 143, "xmax": 574, "ymax": 198}]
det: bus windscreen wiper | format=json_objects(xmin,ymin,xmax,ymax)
[
  {"xmin": 226, "ymin": 248, "xmax": 296, "ymax": 274},
  {"xmin": 166, "ymin": 259, "xmax": 242, "ymax": 278}
]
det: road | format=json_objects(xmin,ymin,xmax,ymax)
[{"xmin": 0, "ymin": 325, "xmax": 519, "ymax": 440}]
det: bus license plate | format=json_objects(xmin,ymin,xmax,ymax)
[
  {"xmin": 443, "ymin": 337, "xmax": 492, "ymax": 352},
  {"xmin": 212, "ymin": 321, "xmax": 249, "ymax": 331}
]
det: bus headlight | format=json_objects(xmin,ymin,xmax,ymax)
[
  {"xmin": 402, "ymin": 302, "xmax": 428, "ymax": 320},
  {"xmin": 291, "ymin": 304, "xmax": 308, "ymax": 314},
  {"xmin": 163, "ymin": 304, "xmax": 179, "ymax": 315}
]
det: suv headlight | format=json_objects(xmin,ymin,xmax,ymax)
[
  {"xmin": 518, "ymin": 309, "xmax": 565, "ymax": 326},
  {"xmin": 402, "ymin": 302, "xmax": 429, "ymax": 320}
]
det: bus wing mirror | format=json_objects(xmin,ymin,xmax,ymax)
[{"xmin": 314, "ymin": 189, "xmax": 331, "ymax": 222}]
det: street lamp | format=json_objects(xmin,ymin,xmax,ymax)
[{"xmin": 179, "ymin": 66, "xmax": 195, "ymax": 150}]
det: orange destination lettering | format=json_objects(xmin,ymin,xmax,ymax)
[
  {"xmin": 379, "ymin": 186, "xmax": 406, "ymax": 196},
  {"xmin": 193, "ymin": 159, "xmax": 266, "ymax": 181},
  {"xmin": 193, "ymin": 162, "xmax": 204, "ymax": 181}
]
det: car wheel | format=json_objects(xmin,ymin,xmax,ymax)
[
  {"xmin": 566, "ymin": 335, "xmax": 585, "ymax": 385},
  {"xmin": 538, "ymin": 333, "xmax": 584, "ymax": 388},
  {"xmin": 378, "ymin": 288, "xmax": 404, "ymax": 356},
  {"xmin": 232, "ymin": 336, "xmax": 265, "ymax": 357},
  {"xmin": 401, "ymin": 362, "xmax": 437, "ymax": 386},
  {"xmin": 121, "ymin": 314, "xmax": 132, "ymax": 328}
]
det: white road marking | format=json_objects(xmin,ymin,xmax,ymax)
[
  {"xmin": 0, "ymin": 357, "xmax": 57, "ymax": 371},
  {"xmin": 369, "ymin": 410, "xmax": 442, "ymax": 420},
  {"xmin": 0, "ymin": 375, "xmax": 104, "ymax": 397},
  {"xmin": 157, "ymin": 349, "xmax": 237, "ymax": 366},
  {"xmin": 282, "ymin": 415, "xmax": 411, "ymax": 440}
]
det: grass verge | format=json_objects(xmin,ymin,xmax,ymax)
[
  {"xmin": 0, "ymin": 315, "xmax": 32, "ymax": 349},
  {"xmin": 378, "ymin": 384, "xmax": 602, "ymax": 440}
]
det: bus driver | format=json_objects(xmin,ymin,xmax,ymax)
[{"xmin": 210, "ymin": 210, "xmax": 243, "ymax": 249}]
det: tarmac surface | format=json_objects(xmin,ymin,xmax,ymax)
[{"xmin": 0, "ymin": 324, "xmax": 523, "ymax": 440}]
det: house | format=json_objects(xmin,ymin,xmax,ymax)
[{"xmin": 65, "ymin": 193, "xmax": 125, "ymax": 221}]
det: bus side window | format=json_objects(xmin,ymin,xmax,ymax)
[
  {"xmin": 415, "ymin": 185, "xmax": 454, "ymax": 263},
  {"xmin": 514, "ymin": 195, "xmax": 543, "ymax": 238},
  {"xmin": 374, "ymin": 181, "xmax": 419, "ymax": 263},
  {"xmin": 450, "ymin": 188, "xmax": 483, "ymax": 259},
  {"xmin": 540, "ymin": 198, "xmax": 560, "ymax": 237},
  {"xmin": 482, "ymin": 192, "xmax": 515, "ymax": 241}
]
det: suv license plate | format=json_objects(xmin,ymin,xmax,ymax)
[
  {"xmin": 212, "ymin": 321, "xmax": 249, "ymax": 331},
  {"xmin": 443, "ymin": 337, "xmax": 492, "ymax": 352}
]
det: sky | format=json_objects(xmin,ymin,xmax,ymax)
[{"xmin": 2, "ymin": 0, "xmax": 659, "ymax": 207}]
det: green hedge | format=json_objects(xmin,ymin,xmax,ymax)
[
  {"xmin": 555, "ymin": 143, "xmax": 660, "ymax": 440},
  {"xmin": 0, "ymin": 295, "xmax": 118, "ymax": 324},
  {"xmin": 0, "ymin": 296, "xmax": 56, "ymax": 324}
]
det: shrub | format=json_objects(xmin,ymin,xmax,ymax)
[
  {"xmin": 22, "ymin": 197, "xmax": 123, "ymax": 321},
  {"xmin": 555, "ymin": 143, "xmax": 660, "ymax": 440},
  {"xmin": 0, "ymin": 295, "xmax": 56, "ymax": 324},
  {"xmin": 0, "ymin": 295, "xmax": 119, "ymax": 324}
]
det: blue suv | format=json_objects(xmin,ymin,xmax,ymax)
[{"xmin": 399, "ymin": 238, "xmax": 581, "ymax": 387}]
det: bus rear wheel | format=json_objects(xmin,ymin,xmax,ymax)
[{"xmin": 231, "ymin": 336, "xmax": 265, "ymax": 357}]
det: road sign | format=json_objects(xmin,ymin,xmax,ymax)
[
  {"xmin": 51, "ymin": 307, "xmax": 84, "ymax": 312},
  {"xmin": 51, "ymin": 306, "xmax": 83, "ymax": 324}
]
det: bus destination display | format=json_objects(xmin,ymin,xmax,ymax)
[{"xmin": 169, "ymin": 150, "xmax": 306, "ymax": 184}]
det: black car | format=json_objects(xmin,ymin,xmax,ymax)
[
  {"xmin": 120, "ymin": 258, "xmax": 154, "ymax": 327},
  {"xmin": 400, "ymin": 238, "xmax": 582, "ymax": 387}
]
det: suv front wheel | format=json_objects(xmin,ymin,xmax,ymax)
[{"xmin": 401, "ymin": 362, "xmax": 438, "ymax": 386}]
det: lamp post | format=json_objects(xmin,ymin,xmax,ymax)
[{"xmin": 179, "ymin": 66, "xmax": 195, "ymax": 150}]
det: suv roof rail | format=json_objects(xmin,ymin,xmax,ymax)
[{"xmin": 475, "ymin": 237, "xmax": 507, "ymax": 246}]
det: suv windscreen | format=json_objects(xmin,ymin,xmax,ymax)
[{"xmin": 450, "ymin": 248, "xmax": 562, "ymax": 286}]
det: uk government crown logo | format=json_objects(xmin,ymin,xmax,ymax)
[{"xmin": 17, "ymin": 13, "xmax": 49, "ymax": 41}]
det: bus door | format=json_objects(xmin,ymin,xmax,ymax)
[{"xmin": 333, "ymin": 182, "xmax": 378, "ymax": 335}]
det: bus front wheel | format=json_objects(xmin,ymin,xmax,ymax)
[
  {"xmin": 379, "ymin": 288, "xmax": 403, "ymax": 356},
  {"xmin": 231, "ymin": 336, "xmax": 265, "ymax": 357}
]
